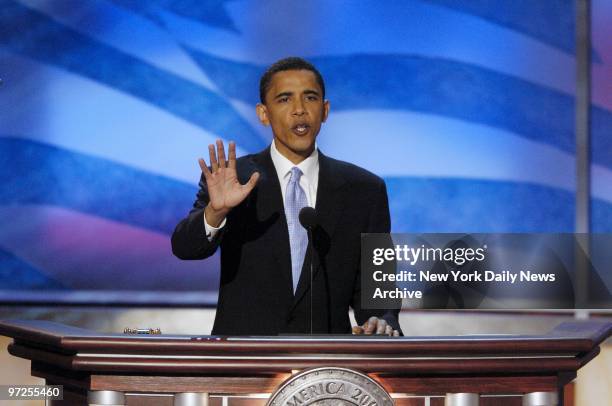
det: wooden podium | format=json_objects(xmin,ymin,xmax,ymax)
[{"xmin": 0, "ymin": 319, "xmax": 610, "ymax": 406}]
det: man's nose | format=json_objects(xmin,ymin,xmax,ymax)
[{"xmin": 292, "ymin": 99, "xmax": 306, "ymax": 115}]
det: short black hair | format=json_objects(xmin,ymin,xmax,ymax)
[{"xmin": 259, "ymin": 57, "xmax": 325, "ymax": 104}]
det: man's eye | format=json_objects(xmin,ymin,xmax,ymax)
[
  {"xmin": 306, "ymin": 95, "xmax": 318, "ymax": 101},
  {"xmin": 278, "ymin": 97, "xmax": 289, "ymax": 103}
]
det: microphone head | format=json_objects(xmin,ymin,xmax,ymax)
[{"xmin": 299, "ymin": 206, "xmax": 317, "ymax": 229}]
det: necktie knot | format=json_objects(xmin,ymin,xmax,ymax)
[{"xmin": 289, "ymin": 166, "xmax": 303, "ymax": 183}]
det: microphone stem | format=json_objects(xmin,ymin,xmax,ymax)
[{"xmin": 308, "ymin": 227, "xmax": 314, "ymax": 335}]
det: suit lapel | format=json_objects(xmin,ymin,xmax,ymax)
[
  {"xmin": 292, "ymin": 151, "xmax": 347, "ymax": 306},
  {"xmin": 312, "ymin": 151, "xmax": 347, "ymax": 245}
]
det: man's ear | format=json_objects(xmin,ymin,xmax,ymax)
[
  {"xmin": 322, "ymin": 100, "xmax": 330, "ymax": 123},
  {"xmin": 256, "ymin": 103, "xmax": 270, "ymax": 126}
]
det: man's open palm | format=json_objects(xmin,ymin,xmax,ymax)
[{"xmin": 199, "ymin": 140, "xmax": 259, "ymax": 222}]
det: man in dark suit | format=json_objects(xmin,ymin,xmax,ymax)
[{"xmin": 172, "ymin": 57, "xmax": 401, "ymax": 336}]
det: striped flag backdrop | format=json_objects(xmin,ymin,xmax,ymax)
[{"xmin": 0, "ymin": 0, "xmax": 610, "ymax": 303}]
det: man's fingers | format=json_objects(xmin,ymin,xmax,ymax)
[
  {"xmin": 228, "ymin": 141, "xmax": 237, "ymax": 169},
  {"xmin": 208, "ymin": 144, "xmax": 218, "ymax": 171},
  {"xmin": 198, "ymin": 158, "xmax": 212, "ymax": 177},
  {"xmin": 216, "ymin": 139, "xmax": 226, "ymax": 168},
  {"xmin": 356, "ymin": 318, "xmax": 398, "ymax": 336},
  {"xmin": 376, "ymin": 319, "xmax": 387, "ymax": 334},
  {"xmin": 244, "ymin": 172, "xmax": 260, "ymax": 191},
  {"xmin": 364, "ymin": 316, "xmax": 378, "ymax": 334}
]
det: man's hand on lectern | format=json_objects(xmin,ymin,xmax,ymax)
[
  {"xmin": 352, "ymin": 316, "xmax": 400, "ymax": 336},
  {"xmin": 200, "ymin": 139, "xmax": 260, "ymax": 227}
]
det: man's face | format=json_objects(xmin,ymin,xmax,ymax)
[{"xmin": 256, "ymin": 69, "xmax": 330, "ymax": 164}]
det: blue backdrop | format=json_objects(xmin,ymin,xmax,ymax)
[{"xmin": 0, "ymin": 0, "xmax": 610, "ymax": 303}]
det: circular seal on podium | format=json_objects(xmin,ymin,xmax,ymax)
[{"xmin": 267, "ymin": 367, "xmax": 393, "ymax": 406}]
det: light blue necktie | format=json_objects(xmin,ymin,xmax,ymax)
[{"xmin": 285, "ymin": 167, "xmax": 308, "ymax": 293}]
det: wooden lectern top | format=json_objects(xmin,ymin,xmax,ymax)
[
  {"xmin": 0, "ymin": 319, "xmax": 610, "ymax": 399},
  {"xmin": 0, "ymin": 318, "xmax": 609, "ymax": 376}
]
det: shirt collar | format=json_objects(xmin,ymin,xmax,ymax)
[{"xmin": 270, "ymin": 139, "xmax": 319, "ymax": 183}]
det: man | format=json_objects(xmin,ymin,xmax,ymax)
[{"xmin": 172, "ymin": 57, "xmax": 401, "ymax": 336}]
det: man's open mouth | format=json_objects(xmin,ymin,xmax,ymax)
[{"xmin": 292, "ymin": 123, "xmax": 310, "ymax": 135}]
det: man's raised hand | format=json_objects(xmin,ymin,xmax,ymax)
[{"xmin": 200, "ymin": 140, "xmax": 260, "ymax": 227}]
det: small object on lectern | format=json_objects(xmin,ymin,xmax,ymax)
[{"xmin": 123, "ymin": 328, "xmax": 161, "ymax": 335}]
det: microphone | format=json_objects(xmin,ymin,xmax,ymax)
[
  {"xmin": 299, "ymin": 206, "xmax": 317, "ymax": 230},
  {"xmin": 299, "ymin": 207, "xmax": 317, "ymax": 334}
]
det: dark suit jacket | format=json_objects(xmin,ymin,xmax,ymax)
[{"xmin": 171, "ymin": 147, "xmax": 400, "ymax": 335}]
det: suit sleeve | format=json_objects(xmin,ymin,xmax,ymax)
[
  {"xmin": 351, "ymin": 180, "xmax": 403, "ymax": 334},
  {"xmin": 171, "ymin": 174, "xmax": 223, "ymax": 260}
]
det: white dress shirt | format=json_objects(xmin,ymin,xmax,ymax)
[
  {"xmin": 204, "ymin": 139, "xmax": 320, "ymax": 240},
  {"xmin": 269, "ymin": 139, "xmax": 319, "ymax": 208}
]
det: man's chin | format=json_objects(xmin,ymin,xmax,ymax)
[
  {"xmin": 273, "ymin": 134, "xmax": 318, "ymax": 160},
  {"xmin": 292, "ymin": 143, "xmax": 316, "ymax": 155}
]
